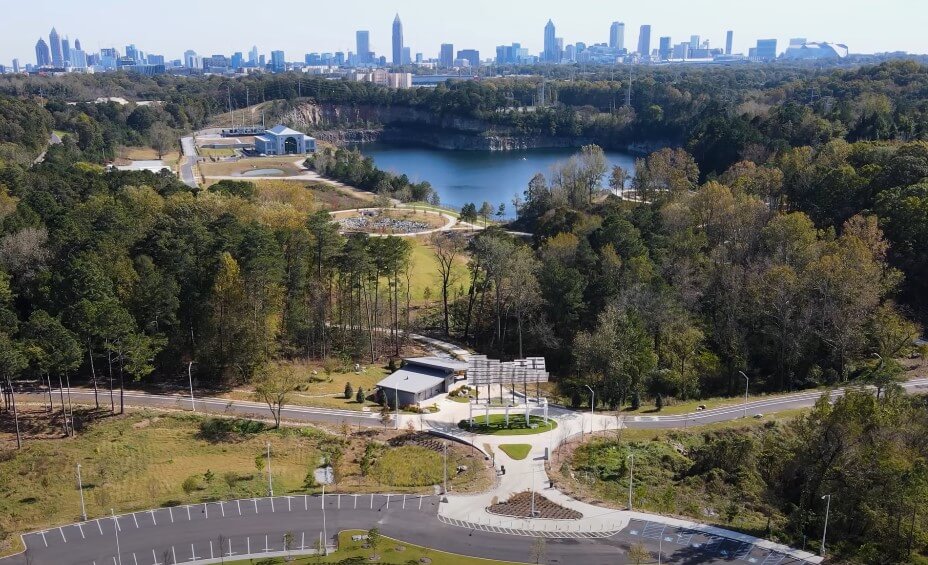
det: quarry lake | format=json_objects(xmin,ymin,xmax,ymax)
[{"xmin": 357, "ymin": 143, "xmax": 637, "ymax": 215}]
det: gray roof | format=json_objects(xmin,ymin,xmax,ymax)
[
  {"xmin": 403, "ymin": 356, "xmax": 468, "ymax": 373},
  {"xmin": 377, "ymin": 367, "xmax": 447, "ymax": 394},
  {"xmin": 266, "ymin": 124, "xmax": 305, "ymax": 136}
]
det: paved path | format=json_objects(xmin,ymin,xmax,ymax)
[
  {"xmin": 179, "ymin": 136, "xmax": 199, "ymax": 189},
  {"xmin": 0, "ymin": 494, "xmax": 814, "ymax": 565}
]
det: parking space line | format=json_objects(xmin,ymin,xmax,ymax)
[
  {"xmin": 304, "ymin": 494, "xmax": 308, "ymax": 511},
  {"xmin": 253, "ymin": 498, "xmax": 259, "ymax": 514},
  {"xmin": 185, "ymin": 505, "xmax": 191, "ymax": 521},
  {"xmin": 402, "ymin": 495, "xmax": 406, "ymax": 509},
  {"xmin": 386, "ymin": 494, "xmax": 390, "ymax": 509},
  {"xmin": 264, "ymin": 534, "xmax": 270, "ymax": 552},
  {"xmin": 270, "ymin": 497, "xmax": 275, "ymax": 512},
  {"xmin": 288, "ymin": 496, "xmax": 292, "ymax": 512},
  {"xmin": 301, "ymin": 532, "xmax": 306, "ymax": 550},
  {"xmin": 209, "ymin": 540, "xmax": 214, "ymax": 559},
  {"xmin": 149, "ymin": 510, "xmax": 157, "ymax": 526},
  {"xmin": 354, "ymin": 494, "xmax": 358, "ymax": 509},
  {"xmin": 370, "ymin": 493, "xmax": 374, "ymax": 509},
  {"xmin": 338, "ymin": 494, "xmax": 341, "ymax": 509},
  {"xmin": 171, "ymin": 546, "xmax": 176, "ymax": 564},
  {"xmin": 59, "ymin": 527, "xmax": 67, "ymax": 542},
  {"xmin": 204, "ymin": 503, "xmax": 209, "ymax": 519},
  {"xmin": 132, "ymin": 513, "xmax": 139, "ymax": 528},
  {"xmin": 189, "ymin": 542, "xmax": 199, "ymax": 561},
  {"xmin": 226, "ymin": 538, "xmax": 235, "ymax": 557},
  {"xmin": 133, "ymin": 552, "xmax": 138, "ymax": 565},
  {"xmin": 114, "ymin": 516, "xmax": 121, "ymax": 532},
  {"xmin": 96, "ymin": 519, "xmax": 103, "ymax": 535},
  {"xmin": 39, "ymin": 531, "xmax": 47, "ymax": 547},
  {"xmin": 152, "ymin": 548, "xmax": 161, "ymax": 564},
  {"xmin": 169, "ymin": 507, "xmax": 174, "ymax": 523},
  {"xmin": 219, "ymin": 501, "xmax": 225, "ymax": 517},
  {"xmin": 247, "ymin": 536, "xmax": 250, "ymax": 554},
  {"xmin": 77, "ymin": 523, "xmax": 85, "ymax": 539},
  {"xmin": 419, "ymin": 495, "xmax": 423, "ymax": 510},
  {"xmin": 237, "ymin": 499, "xmax": 242, "ymax": 515}
]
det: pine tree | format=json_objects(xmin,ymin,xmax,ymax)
[{"xmin": 344, "ymin": 381, "xmax": 353, "ymax": 399}]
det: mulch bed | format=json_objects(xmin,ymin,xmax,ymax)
[{"xmin": 486, "ymin": 491, "xmax": 582, "ymax": 520}]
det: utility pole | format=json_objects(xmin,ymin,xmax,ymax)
[
  {"xmin": 627, "ymin": 453, "xmax": 634, "ymax": 509},
  {"xmin": 266, "ymin": 442, "xmax": 273, "ymax": 496},
  {"xmin": 739, "ymin": 371, "xmax": 749, "ymax": 419},
  {"xmin": 77, "ymin": 464, "xmax": 87, "ymax": 521},
  {"xmin": 820, "ymin": 494, "xmax": 832, "ymax": 556}
]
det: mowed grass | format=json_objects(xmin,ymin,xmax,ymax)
[
  {"xmin": 459, "ymin": 414, "xmax": 556, "ymax": 436},
  {"xmin": 0, "ymin": 411, "xmax": 491, "ymax": 556},
  {"xmin": 227, "ymin": 529, "xmax": 527, "ymax": 565},
  {"xmin": 498, "ymin": 444, "xmax": 532, "ymax": 460},
  {"xmin": 407, "ymin": 238, "xmax": 471, "ymax": 304},
  {"xmin": 200, "ymin": 157, "xmax": 305, "ymax": 177},
  {"xmin": 118, "ymin": 146, "xmax": 181, "ymax": 166}
]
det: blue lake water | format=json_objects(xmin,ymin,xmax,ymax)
[{"xmin": 357, "ymin": 143, "xmax": 636, "ymax": 216}]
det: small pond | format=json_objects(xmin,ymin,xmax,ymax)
[{"xmin": 239, "ymin": 168, "xmax": 284, "ymax": 177}]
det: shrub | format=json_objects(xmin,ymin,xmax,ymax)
[
  {"xmin": 181, "ymin": 476, "xmax": 201, "ymax": 494},
  {"xmin": 344, "ymin": 382, "xmax": 353, "ymax": 399},
  {"xmin": 356, "ymin": 387, "xmax": 365, "ymax": 403}
]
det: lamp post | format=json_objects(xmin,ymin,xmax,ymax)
[
  {"xmin": 77, "ymin": 464, "xmax": 87, "ymax": 521},
  {"xmin": 821, "ymin": 494, "xmax": 832, "ymax": 556},
  {"xmin": 584, "ymin": 384, "xmax": 595, "ymax": 435},
  {"xmin": 394, "ymin": 388, "xmax": 399, "ymax": 430},
  {"xmin": 187, "ymin": 361, "xmax": 196, "ymax": 412},
  {"xmin": 266, "ymin": 442, "xmax": 273, "ymax": 496},
  {"xmin": 627, "ymin": 453, "xmax": 634, "ymax": 510},
  {"xmin": 739, "ymin": 371, "xmax": 749, "ymax": 419}
]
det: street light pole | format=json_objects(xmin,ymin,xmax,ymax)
[
  {"xmin": 111, "ymin": 509, "xmax": 122, "ymax": 565},
  {"xmin": 627, "ymin": 453, "xmax": 634, "ymax": 509},
  {"xmin": 77, "ymin": 464, "xmax": 87, "ymax": 521},
  {"xmin": 739, "ymin": 371, "xmax": 749, "ymax": 419},
  {"xmin": 394, "ymin": 388, "xmax": 399, "ymax": 430},
  {"xmin": 821, "ymin": 494, "xmax": 832, "ymax": 556},
  {"xmin": 266, "ymin": 442, "xmax": 273, "ymax": 496},
  {"xmin": 584, "ymin": 384, "xmax": 594, "ymax": 435},
  {"xmin": 187, "ymin": 361, "xmax": 196, "ymax": 412}
]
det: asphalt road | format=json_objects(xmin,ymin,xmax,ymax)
[
  {"xmin": 0, "ymin": 494, "xmax": 809, "ymax": 565},
  {"xmin": 179, "ymin": 136, "xmax": 198, "ymax": 189}
]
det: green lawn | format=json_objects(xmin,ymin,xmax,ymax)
[
  {"xmin": 498, "ymin": 444, "xmax": 532, "ymax": 460},
  {"xmin": 459, "ymin": 414, "xmax": 556, "ymax": 436},
  {"xmin": 228, "ymin": 530, "xmax": 526, "ymax": 565}
]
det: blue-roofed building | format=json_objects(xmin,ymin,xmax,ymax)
[
  {"xmin": 254, "ymin": 124, "xmax": 317, "ymax": 155},
  {"xmin": 377, "ymin": 357, "xmax": 468, "ymax": 408}
]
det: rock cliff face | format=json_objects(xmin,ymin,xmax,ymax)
[{"xmin": 282, "ymin": 102, "xmax": 590, "ymax": 151}]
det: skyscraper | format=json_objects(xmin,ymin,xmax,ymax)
[
  {"xmin": 725, "ymin": 31, "xmax": 734, "ymax": 55},
  {"xmin": 637, "ymin": 25, "xmax": 651, "ymax": 57},
  {"xmin": 755, "ymin": 39, "xmax": 777, "ymax": 61},
  {"xmin": 659, "ymin": 36, "xmax": 672, "ymax": 60},
  {"xmin": 609, "ymin": 22, "xmax": 625, "ymax": 50},
  {"xmin": 270, "ymin": 50, "xmax": 286, "ymax": 72},
  {"xmin": 402, "ymin": 47, "xmax": 411, "ymax": 65},
  {"xmin": 249, "ymin": 46, "xmax": 259, "ymax": 65},
  {"xmin": 61, "ymin": 37, "xmax": 71, "ymax": 65},
  {"xmin": 49, "ymin": 27, "xmax": 62, "ymax": 66},
  {"xmin": 356, "ymin": 31, "xmax": 370, "ymax": 64},
  {"xmin": 35, "ymin": 38, "xmax": 51, "ymax": 66},
  {"xmin": 440, "ymin": 43, "xmax": 454, "ymax": 67},
  {"xmin": 543, "ymin": 19, "xmax": 558, "ymax": 62},
  {"xmin": 690, "ymin": 35, "xmax": 701, "ymax": 49},
  {"xmin": 12, "ymin": 59, "xmax": 20, "ymax": 73},
  {"xmin": 74, "ymin": 38, "xmax": 81, "ymax": 52},
  {"xmin": 392, "ymin": 14, "xmax": 403, "ymax": 66}
]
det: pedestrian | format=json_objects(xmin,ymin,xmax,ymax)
[{"xmin": 500, "ymin": 465, "xmax": 506, "ymax": 476}]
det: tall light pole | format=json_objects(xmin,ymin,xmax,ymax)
[
  {"xmin": 820, "ymin": 494, "xmax": 832, "ymax": 556},
  {"xmin": 187, "ymin": 361, "xmax": 196, "ymax": 411},
  {"xmin": 77, "ymin": 464, "xmax": 87, "ymax": 521},
  {"xmin": 739, "ymin": 371, "xmax": 749, "ymax": 419},
  {"xmin": 627, "ymin": 453, "xmax": 634, "ymax": 510},
  {"xmin": 266, "ymin": 442, "xmax": 273, "ymax": 496},
  {"xmin": 584, "ymin": 384, "xmax": 595, "ymax": 435},
  {"xmin": 111, "ymin": 509, "xmax": 123, "ymax": 565},
  {"xmin": 394, "ymin": 388, "xmax": 399, "ymax": 430}
]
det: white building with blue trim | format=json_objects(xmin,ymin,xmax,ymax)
[{"xmin": 254, "ymin": 124, "xmax": 317, "ymax": 155}]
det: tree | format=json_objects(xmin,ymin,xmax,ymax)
[
  {"xmin": 252, "ymin": 364, "xmax": 302, "ymax": 428},
  {"xmin": 460, "ymin": 203, "xmax": 478, "ymax": 224},
  {"xmin": 0, "ymin": 333, "xmax": 27, "ymax": 448},
  {"xmin": 149, "ymin": 124, "xmax": 176, "ymax": 159},
  {"xmin": 356, "ymin": 387, "xmax": 365, "ymax": 404},
  {"xmin": 627, "ymin": 543, "xmax": 650, "ymax": 565},
  {"xmin": 655, "ymin": 393, "xmax": 664, "ymax": 411},
  {"xmin": 379, "ymin": 402, "xmax": 393, "ymax": 427},
  {"xmin": 478, "ymin": 201, "xmax": 494, "ymax": 227},
  {"xmin": 344, "ymin": 381, "xmax": 353, "ymax": 400},
  {"xmin": 609, "ymin": 165, "xmax": 630, "ymax": 196},
  {"xmin": 431, "ymin": 232, "xmax": 465, "ymax": 337},
  {"xmin": 366, "ymin": 527, "xmax": 381, "ymax": 556}
]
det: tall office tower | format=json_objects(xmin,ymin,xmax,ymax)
[
  {"xmin": 183, "ymin": 49, "xmax": 198, "ymax": 68},
  {"xmin": 690, "ymin": 35, "xmax": 700, "ymax": 49},
  {"xmin": 270, "ymin": 50, "xmax": 285, "ymax": 71},
  {"xmin": 659, "ymin": 36, "xmax": 672, "ymax": 60},
  {"xmin": 74, "ymin": 38, "xmax": 81, "ymax": 52},
  {"xmin": 12, "ymin": 59, "xmax": 20, "ymax": 73},
  {"xmin": 610, "ymin": 21, "xmax": 625, "ymax": 50},
  {"xmin": 231, "ymin": 52, "xmax": 243, "ymax": 69},
  {"xmin": 725, "ymin": 31, "xmax": 733, "ymax": 55},
  {"xmin": 402, "ymin": 47, "xmax": 411, "ymax": 65},
  {"xmin": 543, "ymin": 19, "xmax": 557, "ymax": 62},
  {"xmin": 392, "ymin": 14, "xmax": 404, "ymax": 66},
  {"xmin": 356, "ymin": 31, "xmax": 370, "ymax": 64},
  {"xmin": 125, "ymin": 44, "xmax": 139, "ymax": 63},
  {"xmin": 440, "ymin": 43, "xmax": 454, "ymax": 67},
  {"xmin": 61, "ymin": 37, "xmax": 70, "ymax": 64},
  {"xmin": 755, "ymin": 39, "xmax": 778, "ymax": 61},
  {"xmin": 35, "ymin": 38, "xmax": 51, "ymax": 66},
  {"xmin": 49, "ymin": 28, "xmax": 62, "ymax": 66},
  {"xmin": 637, "ymin": 25, "xmax": 651, "ymax": 56},
  {"xmin": 249, "ymin": 46, "xmax": 259, "ymax": 64}
]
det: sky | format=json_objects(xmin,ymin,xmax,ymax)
[{"xmin": 3, "ymin": 0, "xmax": 927, "ymax": 65}]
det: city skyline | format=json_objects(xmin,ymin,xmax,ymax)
[{"xmin": 2, "ymin": 0, "xmax": 926, "ymax": 66}]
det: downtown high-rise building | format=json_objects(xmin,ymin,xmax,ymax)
[
  {"xmin": 637, "ymin": 24, "xmax": 651, "ymax": 57},
  {"xmin": 35, "ymin": 38, "xmax": 51, "ymax": 66},
  {"xmin": 609, "ymin": 21, "xmax": 625, "ymax": 51},
  {"xmin": 74, "ymin": 38, "xmax": 81, "ymax": 52},
  {"xmin": 249, "ymin": 46, "xmax": 259, "ymax": 64},
  {"xmin": 659, "ymin": 36, "xmax": 672, "ymax": 60},
  {"xmin": 543, "ymin": 19, "xmax": 558, "ymax": 62},
  {"xmin": 440, "ymin": 43, "xmax": 454, "ymax": 67},
  {"xmin": 725, "ymin": 30, "xmax": 734, "ymax": 55},
  {"xmin": 49, "ymin": 27, "xmax": 62, "ymax": 66},
  {"xmin": 270, "ymin": 50, "xmax": 286, "ymax": 71},
  {"xmin": 356, "ymin": 30, "xmax": 370, "ymax": 64},
  {"xmin": 392, "ymin": 14, "xmax": 403, "ymax": 66},
  {"xmin": 61, "ymin": 37, "xmax": 71, "ymax": 65}
]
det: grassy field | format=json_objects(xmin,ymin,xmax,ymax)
[
  {"xmin": 498, "ymin": 444, "xmax": 532, "ymax": 460},
  {"xmin": 198, "ymin": 147, "xmax": 237, "ymax": 158},
  {"xmin": 202, "ymin": 178, "xmax": 368, "ymax": 212},
  {"xmin": 0, "ymin": 411, "xmax": 490, "ymax": 556},
  {"xmin": 116, "ymin": 146, "xmax": 181, "ymax": 166},
  {"xmin": 460, "ymin": 414, "xmax": 557, "ymax": 436},
  {"xmin": 228, "ymin": 530, "xmax": 527, "ymax": 565},
  {"xmin": 200, "ymin": 157, "xmax": 305, "ymax": 177},
  {"xmin": 407, "ymin": 238, "xmax": 471, "ymax": 304}
]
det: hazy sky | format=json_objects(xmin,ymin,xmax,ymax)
[{"xmin": 4, "ymin": 0, "xmax": 926, "ymax": 64}]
